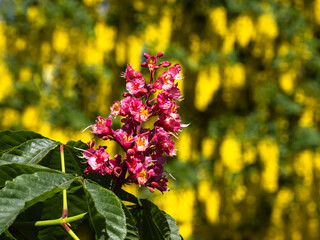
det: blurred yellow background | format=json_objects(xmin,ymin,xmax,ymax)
[{"xmin": 1, "ymin": 0, "xmax": 320, "ymax": 239}]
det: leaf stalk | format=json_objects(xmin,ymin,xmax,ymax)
[
  {"xmin": 34, "ymin": 212, "xmax": 87, "ymax": 226},
  {"xmin": 60, "ymin": 144, "xmax": 68, "ymax": 218}
]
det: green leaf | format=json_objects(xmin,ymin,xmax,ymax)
[
  {"xmin": 64, "ymin": 141, "xmax": 88, "ymax": 174},
  {"xmin": 10, "ymin": 201, "xmax": 44, "ymax": 240},
  {"xmin": 121, "ymin": 203, "xmax": 140, "ymax": 240},
  {"xmin": 118, "ymin": 189, "xmax": 139, "ymax": 205},
  {"xmin": 131, "ymin": 204, "xmax": 164, "ymax": 240},
  {"xmin": 0, "ymin": 130, "xmax": 45, "ymax": 157},
  {"xmin": 163, "ymin": 212, "xmax": 181, "ymax": 240},
  {"xmin": 141, "ymin": 199, "xmax": 171, "ymax": 240},
  {"xmin": 0, "ymin": 163, "xmax": 60, "ymax": 188},
  {"xmin": 130, "ymin": 199, "xmax": 172, "ymax": 240},
  {"xmin": 0, "ymin": 139, "xmax": 58, "ymax": 165},
  {"xmin": 0, "ymin": 172, "xmax": 76, "ymax": 234},
  {"xmin": 83, "ymin": 180, "xmax": 126, "ymax": 240}
]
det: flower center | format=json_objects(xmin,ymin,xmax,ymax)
[
  {"xmin": 163, "ymin": 74, "xmax": 170, "ymax": 83},
  {"xmin": 137, "ymin": 169, "xmax": 148, "ymax": 184},
  {"xmin": 171, "ymin": 104, "xmax": 177, "ymax": 112},
  {"xmin": 137, "ymin": 137, "xmax": 146, "ymax": 146},
  {"xmin": 140, "ymin": 107, "xmax": 148, "ymax": 117},
  {"xmin": 147, "ymin": 58, "xmax": 155, "ymax": 64},
  {"xmin": 112, "ymin": 103, "xmax": 120, "ymax": 112}
]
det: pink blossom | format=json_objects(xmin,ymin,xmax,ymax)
[
  {"xmin": 155, "ymin": 115, "xmax": 181, "ymax": 133},
  {"xmin": 110, "ymin": 101, "xmax": 121, "ymax": 117},
  {"xmin": 139, "ymin": 107, "xmax": 149, "ymax": 122},
  {"xmin": 83, "ymin": 144, "xmax": 109, "ymax": 175},
  {"xmin": 91, "ymin": 115, "xmax": 114, "ymax": 138},
  {"xmin": 122, "ymin": 64, "xmax": 142, "ymax": 81},
  {"xmin": 141, "ymin": 56, "xmax": 157, "ymax": 71},
  {"xmin": 141, "ymin": 52, "xmax": 167, "ymax": 72},
  {"xmin": 168, "ymin": 63, "xmax": 182, "ymax": 79},
  {"xmin": 120, "ymin": 96, "xmax": 148, "ymax": 122},
  {"xmin": 126, "ymin": 78, "xmax": 147, "ymax": 97},
  {"xmin": 154, "ymin": 71, "xmax": 175, "ymax": 90},
  {"xmin": 156, "ymin": 91, "xmax": 173, "ymax": 112},
  {"xmin": 114, "ymin": 129, "xmax": 134, "ymax": 150},
  {"xmin": 133, "ymin": 163, "xmax": 149, "ymax": 186},
  {"xmin": 166, "ymin": 84, "xmax": 181, "ymax": 100},
  {"xmin": 134, "ymin": 135, "xmax": 149, "ymax": 152},
  {"xmin": 152, "ymin": 127, "xmax": 176, "ymax": 156}
]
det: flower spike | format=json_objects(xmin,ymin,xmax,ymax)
[{"xmin": 81, "ymin": 52, "xmax": 187, "ymax": 193}]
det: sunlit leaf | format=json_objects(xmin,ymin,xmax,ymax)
[
  {"xmin": 0, "ymin": 130, "xmax": 44, "ymax": 157},
  {"xmin": 163, "ymin": 212, "xmax": 181, "ymax": 240},
  {"xmin": 0, "ymin": 172, "xmax": 76, "ymax": 234},
  {"xmin": 0, "ymin": 139, "xmax": 58, "ymax": 165},
  {"xmin": 0, "ymin": 163, "xmax": 60, "ymax": 188}
]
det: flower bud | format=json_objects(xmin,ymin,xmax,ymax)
[
  {"xmin": 143, "ymin": 53, "xmax": 150, "ymax": 58},
  {"xmin": 141, "ymin": 62, "xmax": 148, "ymax": 67},
  {"xmin": 127, "ymin": 148, "xmax": 135, "ymax": 155},
  {"xmin": 161, "ymin": 61, "xmax": 171, "ymax": 67},
  {"xmin": 123, "ymin": 92, "xmax": 131, "ymax": 97},
  {"xmin": 151, "ymin": 181, "xmax": 159, "ymax": 187},
  {"xmin": 156, "ymin": 52, "xmax": 164, "ymax": 58}
]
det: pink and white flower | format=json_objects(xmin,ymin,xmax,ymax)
[{"xmin": 82, "ymin": 52, "xmax": 188, "ymax": 193}]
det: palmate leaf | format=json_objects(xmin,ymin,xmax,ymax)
[
  {"xmin": 0, "ymin": 172, "xmax": 76, "ymax": 234},
  {"xmin": 0, "ymin": 138, "xmax": 58, "ymax": 165},
  {"xmin": 83, "ymin": 180, "xmax": 127, "ymax": 240},
  {"xmin": 0, "ymin": 130, "xmax": 45, "ymax": 157}
]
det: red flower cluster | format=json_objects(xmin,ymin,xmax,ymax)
[{"xmin": 81, "ymin": 52, "xmax": 187, "ymax": 193}]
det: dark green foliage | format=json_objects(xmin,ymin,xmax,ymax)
[{"xmin": 0, "ymin": 130, "xmax": 182, "ymax": 239}]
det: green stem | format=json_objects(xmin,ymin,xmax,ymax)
[
  {"xmin": 60, "ymin": 145, "xmax": 68, "ymax": 218},
  {"xmin": 59, "ymin": 144, "xmax": 80, "ymax": 240},
  {"xmin": 60, "ymin": 144, "xmax": 66, "ymax": 173},
  {"xmin": 66, "ymin": 226, "xmax": 80, "ymax": 240},
  {"xmin": 62, "ymin": 222, "xmax": 80, "ymax": 240},
  {"xmin": 34, "ymin": 212, "xmax": 87, "ymax": 227}
]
